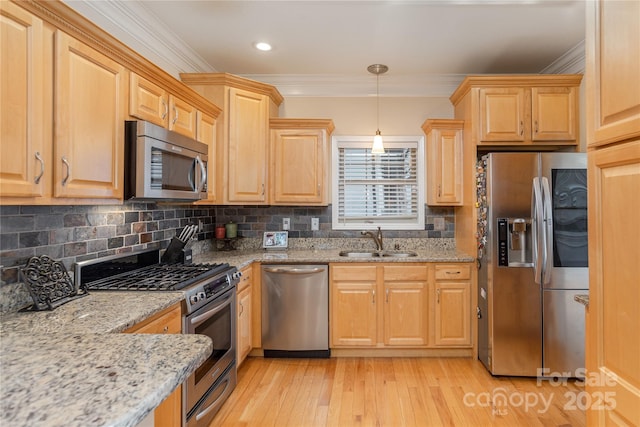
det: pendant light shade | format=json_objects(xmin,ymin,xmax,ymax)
[{"xmin": 367, "ymin": 64, "xmax": 388, "ymax": 154}]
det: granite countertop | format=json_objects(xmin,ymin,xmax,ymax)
[
  {"xmin": 0, "ymin": 292, "xmax": 212, "ymax": 427},
  {"xmin": 194, "ymin": 248, "xmax": 475, "ymax": 270}
]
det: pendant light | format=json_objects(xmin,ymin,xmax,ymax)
[{"xmin": 368, "ymin": 64, "xmax": 388, "ymax": 154}]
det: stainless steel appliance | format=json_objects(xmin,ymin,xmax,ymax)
[
  {"xmin": 261, "ymin": 265, "xmax": 330, "ymax": 358},
  {"xmin": 125, "ymin": 120, "xmax": 208, "ymax": 201},
  {"xmin": 476, "ymin": 152, "xmax": 588, "ymax": 377},
  {"xmin": 75, "ymin": 249, "xmax": 241, "ymax": 427}
]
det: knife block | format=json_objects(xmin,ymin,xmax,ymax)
[{"xmin": 161, "ymin": 237, "xmax": 187, "ymax": 264}]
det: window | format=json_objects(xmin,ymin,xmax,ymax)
[{"xmin": 332, "ymin": 135, "xmax": 425, "ymax": 230}]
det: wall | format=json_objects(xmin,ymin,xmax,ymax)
[{"xmin": 280, "ymin": 96, "xmax": 454, "ymax": 136}]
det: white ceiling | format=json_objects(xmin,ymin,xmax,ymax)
[{"xmin": 64, "ymin": 0, "xmax": 586, "ymax": 97}]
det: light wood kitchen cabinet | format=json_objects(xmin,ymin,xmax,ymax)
[
  {"xmin": 477, "ymin": 86, "xmax": 578, "ymax": 145},
  {"xmin": 330, "ymin": 265, "xmax": 378, "ymax": 347},
  {"xmin": 196, "ymin": 111, "xmax": 218, "ymax": 203},
  {"xmin": 55, "ymin": 31, "xmax": 126, "ymax": 200},
  {"xmin": 433, "ymin": 264, "xmax": 471, "ymax": 346},
  {"xmin": 180, "ymin": 73, "xmax": 283, "ymax": 205},
  {"xmin": 383, "ymin": 265, "xmax": 429, "ymax": 346},
  {"xmin": 450, "ymin": 75, "xmax": 582, "ymax": 149},
  {"xmin": 422, "ymin": 119, "xmax": 464, "ymax": 206},
  {"xmin": 330, "ymin": 263, "xmax": 434, "ymax": 349},
  {"xmin": 0, "ymin": 1, "xmax": 46, "ymax": 198},
  {"xmin": 236, "ymin": 265, "xmax": 253, "ymax": 366},
  {"xmin": 129, "ymin": 72, "xmax": 198, "ymax": 139},
  {"xmin": 585, "ymin": 1, "xmax": 640, "ymax": 425},
  {"xmin": 125, "ymin": 303, "xmax": 182, "ymax": 427},
  {"xmin": 269, "ymin": 118, "xmax": 335, "ymax": 205}
]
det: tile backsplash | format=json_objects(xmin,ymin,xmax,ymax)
[{"xmin": 0, "ymin": 203, "xmax": 453, "ymax": 287}]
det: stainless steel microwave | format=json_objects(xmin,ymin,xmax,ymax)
[{"xmin": 124, "ymin": 120, "xmax": 208, "ymax": 201}]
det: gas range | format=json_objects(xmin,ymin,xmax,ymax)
[{"xmin": 75, "ymin": 249, "xmax": 240, "ymax": 314}]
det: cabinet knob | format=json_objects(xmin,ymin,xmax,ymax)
[{"xmin": 163, "ymin": 326, "xmax": 169, "ymax": 333}]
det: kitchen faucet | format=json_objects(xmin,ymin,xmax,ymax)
[{"xmin": 361, "ymin": 226, "xmax": 384, "ymax": 251}]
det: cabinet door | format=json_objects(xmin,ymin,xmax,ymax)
[
  {"xmin": 196, "ymin": 111, "xmax": 217, "ymax": 203},
  {"xmin": 124, "ymin": 304, "xmax": 182, "ymax": 427},
  {"xmin": 237, "ymin": 284, "xmax": 252, "ymax": 366},
  {"xmin": 54, "ymin": 31, "xmax": 125, "ymax": 199},
  {"xmin": 587, "ymin": 1, "xmax": 640, "ymax": 148},
  {"xmin": 383, "ymin": 282, "xmax": 428, "ymax": 346},
  {"xmin": 169, "ymin": 95, "xmax": 197, "ymax": 139},
  {"xmin": 426, "ymin": 126, "xmax": 463, "ymax": 206},
  {"xmin": 434, "ymin": 282, "xmax": 471, "ymax": 346},
  {"xmin": 0, "ymin": 2, "xmax": 46, "ymax": 197},
  {"xmin": 478, "ymin": 87, "xmax": 527, "ymax": 143},
  {"xmin": 586, "ymin": 140, "xmax": 640, "ymax": 426},
  {"xmin": 271, "ymin": 129, "xmax": 326, "ymax": 205},
  {"xmin": 531, "ymin": 86, "xmax": 578, "ymax": 142},
  {"xmin": 227, "ymin": 87, "xmax": 268, "ymax": 203},
  {"xmin": 129, "ymin": 72, "xmax": 168, "ymax": 127},
  {"xmin": 330, "ymin": 265, "xmax": 378, "ymax": 347}
]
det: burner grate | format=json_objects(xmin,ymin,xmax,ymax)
[{"xmin": 84, "ymin": 262, "xmax": 230, "ymax": 291}]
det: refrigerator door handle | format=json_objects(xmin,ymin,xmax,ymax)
[
  {"xmin": 531, "ymin": 177, "xmax": 544, "ymax": 284},
  {"xmin": 541, "ymin": 177, "xmax": 553, "ymax": 286}
]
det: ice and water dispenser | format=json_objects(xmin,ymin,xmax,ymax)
[{"xmin": 497, "ymin": 218, "xmax": 533, "ymax": 267}]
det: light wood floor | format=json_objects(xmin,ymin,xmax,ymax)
[{"xmin": 211, "ymin": 357, "xmax": 585, "ymax": 426}]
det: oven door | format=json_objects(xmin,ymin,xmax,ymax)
[{"xmin": 183, "ymin": 286, "xmax": 236, "ymax": 412}]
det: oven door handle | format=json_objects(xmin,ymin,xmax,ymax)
[{"xmin": 190, "ymin": 295, "xmax": 232, "ymax": 326}]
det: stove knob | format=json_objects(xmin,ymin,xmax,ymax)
[
  {"xmin": 198, "ymin": 291, "xmax": 206, "ymax": 300},
  {"xmin": 190, "ymin": 294, "xmax": 199, "ymax": 305},
  {"xmin": 232, "ymin": 271, "xmax": 242, "ymax": 280}
]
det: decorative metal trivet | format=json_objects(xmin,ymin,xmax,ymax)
[{"xmin": 19, "ymin": 255, "xmax": 88, "ymax": 311}]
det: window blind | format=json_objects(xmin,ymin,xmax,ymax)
[{"xmin": 336, "ymin": 144, "xmax": 419, "ymax": 225}]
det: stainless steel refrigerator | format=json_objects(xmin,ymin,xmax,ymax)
[{"xmin": 477, "ymin": 152, "xmax": 588, "ymax": 377}]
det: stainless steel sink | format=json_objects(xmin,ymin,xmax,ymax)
[
  {"xmin": 338, "ymin": 250, "xmax": 418, "ymax": 258},
  {"xmin": 338, "ymin": 251, "xmax": 380, "ymax": 258},
  {"xmin": 381, "ymin": 251, "xmax": 418, "ymax": 258}
]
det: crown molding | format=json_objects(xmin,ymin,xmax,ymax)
[
  {"xmin": 540, "ymin": 40, "xmax": 586, "ymax": 74},
  {"xmin": 61, "ymin": 0, "xmax": 215, "ymax": 77}
]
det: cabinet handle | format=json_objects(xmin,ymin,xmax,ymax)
[
  {"xmin": 261, "ymin": 183, "xmax": 265, "ymax": 196},
  {"xmin": 161, "ymin": 98, "xmax": 168, "ymax": 120},
  {"xmin": 445, "ymin": 271, "xmax": 461, "ymax": 275},
  {"xmin": 372, "ymin": 289, "xmax": 376, "ymax": 304},
  {"xmin": 520, "ymin": 121, "xmax": 524, "ymax": 136},
  {"xmin": 172, "ymin": 105, "xmax": 178, "ymax": 125},
  {"xmin": 385, "ymin": 288, "xmax": 389, "ymax": 303},
  {"xmin": 61, "ymin": 157, "xmax": 70, "ymax": 186},
  {"xmin": 534, "ymin": 120, "xmax": 539, "ymax": 134},
  {"xmin": 239, "ymin": 301, "xmax": 243, "ymax": 315},
  {"xmin": 34, "ymin": 152, "xmax": 44, "ymax": 184},
  {"xmin": 437, "ymin": 288, "xmax": 440, "ymax": 304},
  {"xmin": 438, "ymin": 184, "xmax": 441, "ymax": 198}
]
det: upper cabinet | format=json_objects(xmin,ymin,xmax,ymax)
[
  {"xmin": 130, "ymin": 73, "xmax": 198, "ymax": 139},
  {"xmin": 450, "ymin": 75, "xmax": 582, "ymax": 149},
  {"xmin": 54, "ymin": 31, "xmax": 126, "ymax": 200},
  {"xmin": 1, "ymin": 1, "xmax": 46, "ymax": 198},
  {"xmin": 269, "ymin": 118, "xmax": 334, "ymax": 206},
  {"xmin": 181, "ymin": 73, "xmax": 284, "ymax": 205},
  {"xmin": 422, "ymin": 119, "xmax": 464, "ymax": 206},
  {"xmin": 1, "ymin": 1, "xmax": 220, "ymax": 205}
]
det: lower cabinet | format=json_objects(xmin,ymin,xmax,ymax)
[
  {"xmin": 124, "ymin": 303, "xmax": 182, "ymax": 427},
  {"xmin": 236, "ymin": 265, "xmax": 253, "ymax": 366},
  {"xmin": 330, "ymin": 263, "xmax": 471, "ymax": 349}
]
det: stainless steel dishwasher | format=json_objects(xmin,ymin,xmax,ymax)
[{"xmin": 261, "ymin": 264, "xmax": 330, "ymax": 358}]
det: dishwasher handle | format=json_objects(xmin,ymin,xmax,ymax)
[{"xmin": 263, "ymin": 267, "xmax": 325, "ymax": 275}]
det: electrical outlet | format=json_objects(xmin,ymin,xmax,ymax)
[
  {"xmin": 311, "ymin": 217, "xmax": 319, "ymax": 231},
  {"xmin": 283, "ymin": 217, "xmax": 290, "ymax": 230}
]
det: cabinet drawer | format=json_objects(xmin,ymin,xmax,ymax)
[
  {"xmin": 125, "ymin": 304, "xmax": 182, "ymax": 334},
  {"xmin": 238, "ymin": 266, "xmax": 252, "ymax": 292},
  {"xmin": 383, "ymin": 265, "xmax": 428, "ymax": 281},
  {"xmin": 435, "ymin": 264, "xmax": 471, "ymax": 280},
  {"xmin": 331, "ymin": 265, "xmax": 377, "ymax": 281}
]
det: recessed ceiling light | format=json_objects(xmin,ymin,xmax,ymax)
[{"xmin": 254, "ymin": 42, "xmax": 272, "ymax": 52}]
